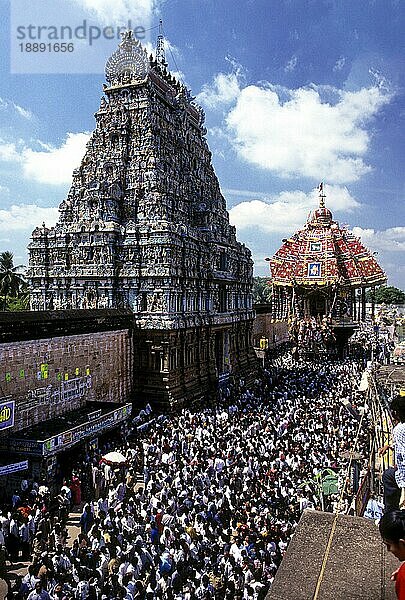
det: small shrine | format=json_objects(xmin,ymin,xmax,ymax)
[{"xmin": 268, "ymin": 184, "xmax": 386, "ymax": 355}]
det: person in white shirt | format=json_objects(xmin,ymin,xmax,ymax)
[
  {"xmin": 27, "ymin": 582, "xmax": 50, "ymax": 600},
  {"xmin": 381, "ymin": 395, "xmax": 405, "ymax": 511}
]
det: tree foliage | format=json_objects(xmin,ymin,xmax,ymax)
[
  {"xmin": 366, "ymin": 285, "xmax": 405, "ymax": 305},
  {"xmin": 6, "ymin": 294, "xmax": 29, "ymax": 311},
  {"xmin": 252, "ymin": 277, "xmax": 272, "ymax": 304},
  {"xmin": 0, "ymin": 251, "xmax": 27, "ymax": 311}
]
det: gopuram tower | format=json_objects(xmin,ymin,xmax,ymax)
[{"xmin": 28, "ymin": 32, "xmax": 256, "ymax": 408}]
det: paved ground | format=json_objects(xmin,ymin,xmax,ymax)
[{"xmin": 0, "ymin": 579, "xmax": 7, "ymax": 600}]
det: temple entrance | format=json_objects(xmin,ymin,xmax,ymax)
[
  {"xmin": 215, "ymin": 330, "xmax": 230, "ymax": 375},
  {"xmin": 215, "ymin": 332, "xmax": 224, "ymax": 374},
  {"xmin": 308, "ymin": 292, "xmax": 327, "ymax": 317}
]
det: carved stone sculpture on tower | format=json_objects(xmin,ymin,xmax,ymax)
[{"xmin": 28, "ymin": 31, "xmax": 256, "ymax": 408}]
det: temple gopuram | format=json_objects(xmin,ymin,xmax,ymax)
[
  {"xmin": 28, "ymin": 31, "xmax": 256, "ymax": 408},
  {"xmin": 268, "ymin": 184, "xmax": 386, "ymax": 356}
]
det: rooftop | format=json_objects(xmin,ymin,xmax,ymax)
[
  {"xmin": 269, "ymin": 185, "xmax": 386, "ymax": 289},
  {"xmin": 267, "ymin": 510, "xmax": 396, "ymax": 600}
]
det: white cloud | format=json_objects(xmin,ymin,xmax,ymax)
[
  {"xmin": 164, "ymin": 38, "xmax": 180, "ymax": 59},
  {"xmin": 196, "ymin": 58, "xmax": 245, "ymax": 110},
  {"xmin": 0, "ymin": 97, "xmax": 33, "ymax": 120},
  {"xmin": 0, "ymin": 140, "xmax": 21, "ymax": 161},
  {"xmin": 163, "ymin": 39, "xmax": 185, "ymax": 82},
  {"xmin": 14, "ymin": 105, "xmax": 34, "ymax": 120},
  {"xmin": 0, "ymin": 132, "xmax": 90, "ymax": 185},
  {"xmin": 171, "ymin": 70, "xmax": 186, "ymax": 83},
  {"xmin": 369, "ymin": 68, "xmax": 391, "ymax": 92},
  {"xmin": 284, "ymin": 55, "xmax": 298, "ymax": 73},
  {"xmin": 69, "ymin": 0, "xmax": 157, "ymax": 25},
  {"xmin": 21, "ymin": 132, "xmax": 91, "ymax": 185},
  {"xmin": 197, "ymin": 72, "xmax": 242, "ymax": 110},
  {"xmin": 352, "ymin": 226, "xmax": 405, "ymax": 252},
  {"xmin": 0, "ymin": 204, "xmax": 59, "ymax": 232},
  {"xmin": 229, "ymin": 184, "xmax": 359, "ymax": 235},
  {"xmin": 226, "ymin": 83, "xmax": 392, "ymax": 183},
  {"xmin": 223, "ymin": 188, "xmax": 269, "ymax": 199},
  {"xmin": 333, "ymin": 57, "xmax": 346, "ymax": 72},
  {"xmin": 143, "ymin": 37, "xmax": 180, "ymax": 59}
]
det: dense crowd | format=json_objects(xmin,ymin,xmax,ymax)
[
  {"xmin": 1, "ymin": 350, "xmax": 369, "ymax": 599},
  {"xmin": 289, "ymin": 316, "xmax": 336, "ymax": 357}
]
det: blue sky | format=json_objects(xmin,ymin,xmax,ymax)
[{"xmin": 0, "ymin": 0, "xmax": 404, "ymax": 287}]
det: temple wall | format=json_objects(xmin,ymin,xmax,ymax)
[
  {"xmin": 133, "ymin": 319, "xmax": 257, "ymax": 410},
  {"xmin": 0, "ymin": 311, "xmax": 133, "ymax": 435},
  {"xmin": 0, "ymin": 309, "xmax": 256, "ymax": 428},
  {"xmin": 0, "ymin": 309, "xmax": 259, "ymax": 430},
  {"xmin": 252, "ymin": 305, "xmax": 289, "ymax": 347}
]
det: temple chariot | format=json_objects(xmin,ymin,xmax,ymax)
[{"xmin": 268, "ymin": 184, "xmax": 386, "ymax": 356}]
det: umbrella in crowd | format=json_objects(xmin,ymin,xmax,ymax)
[{"xmin": 100, "ymin": 450, "xmax": 127, "ymax": 465}]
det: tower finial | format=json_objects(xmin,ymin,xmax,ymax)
[
  {"xmin": 318, "ymin": 182, "xmax": 326, "ymax": 209},
  {"xmin": 156, "ymin": 19, "xmax": 167, "ymax": 66}
]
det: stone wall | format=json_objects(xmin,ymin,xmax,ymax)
[
  {"xmin": 0, "ymin": 311, "xmax": 133, "ymax": 435},
  {"xmin": 252, "ymin": 304, "xmax": 289, "ymax": 348},
  {"xmin": 0, "ymin": 302, "xmax": 261, "ymax": 425},
  {"xmin": 133, "ymin": 319, "xmax": 257, "ymax": 410},
  {"xmin": 266, "ymin": 511, "xmax": 396, "ymax": 600}
]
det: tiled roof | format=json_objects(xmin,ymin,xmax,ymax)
[{"xmin": 270, "ymin": 204, "xmax": 386, "ymax": 288}]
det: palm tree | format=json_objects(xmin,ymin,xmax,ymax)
[{"xmin": 0, "ymin": 251, "xmax": 26, "ymax": 310}]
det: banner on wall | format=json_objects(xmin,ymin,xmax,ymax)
[
  {"xmin": 4, "ymin": 403, "xmax": 132, "ymax": 457},
  {"xmin": 0, "ymin": 460, "xmax": 28, "ymax": 476},
  {"xmin": 0, "ymin": 399, "xmax": 15, "ymax": 431}
]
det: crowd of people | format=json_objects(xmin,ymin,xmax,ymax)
[
  {"xmin": 289, "ymin": 316, "xmax": 336, "ymax": 357},
  {"xmin": 0, "ymin": 350, "xmax": 369, "ymax": 599},
  {"xmin": 349, "ymin": 321, "xmax": 395, "ymax": 366}
]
